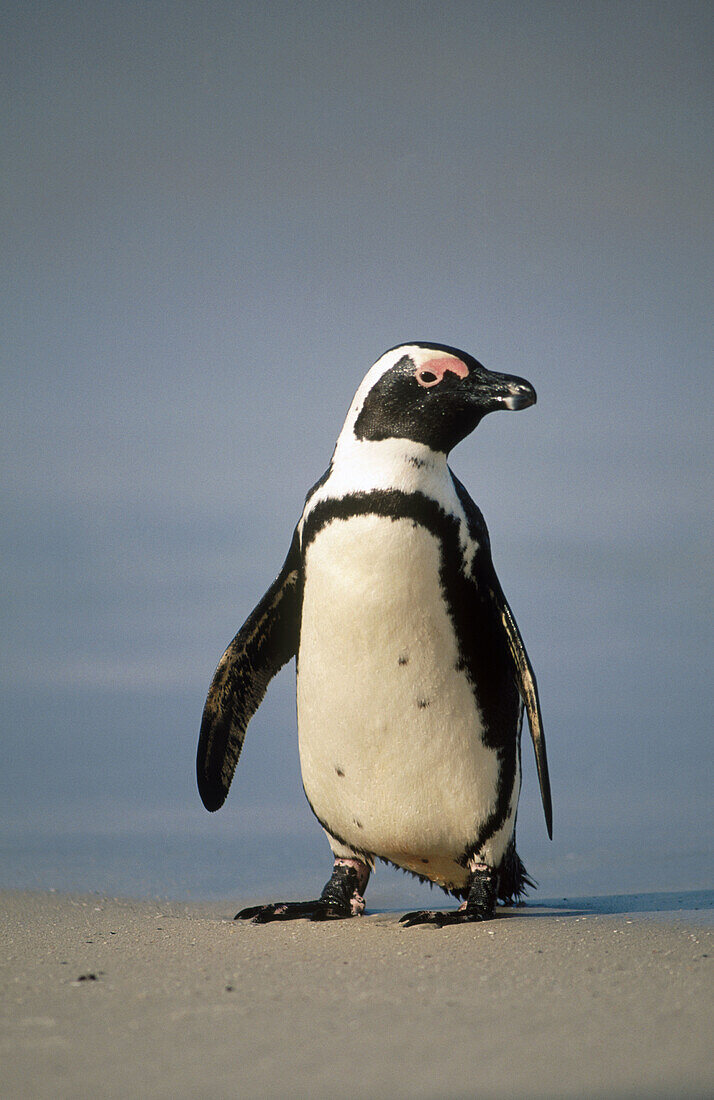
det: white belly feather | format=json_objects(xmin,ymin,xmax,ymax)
[{"xmin": 297, "ymin": 513, "xmax": 513, "ymax": 888}]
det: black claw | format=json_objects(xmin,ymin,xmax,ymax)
[
  {"xmin": 399, "ymin": 909, "xmax": 440, "ymax": 927},
  {"xmin": 234, "ymin": 904, "xmax": 263, "ymax": 920}
]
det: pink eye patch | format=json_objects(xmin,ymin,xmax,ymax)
[{"xmin": 415, "ymin": 356, "xmax": 469, "ymax": 388}]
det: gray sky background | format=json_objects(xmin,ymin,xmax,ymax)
[{"xmin": 2, "ymin": 1, "xmax": 712, "ymax": 902}]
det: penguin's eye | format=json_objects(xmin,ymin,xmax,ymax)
[{"xmin": 416, "ymin": 370, "xmax": 439, "ymax": 388}]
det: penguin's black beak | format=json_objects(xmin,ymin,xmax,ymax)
[
  {"xmin": 475, "ymin": 371, "xmax": 537, "ymax": 413},
  {"xmin": 501, "ymin": 378, "xmax": 537, "ymax": 410}
]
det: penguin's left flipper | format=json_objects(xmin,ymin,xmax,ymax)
[
  {"xmin": 235, "ymin": 859, "xmax": 370, "ymax": 923},
  {"xmin": 451, "ymin": 473, "xmax": 553, "ymax": 840},
  {"xmin": 489, "ymin": 574, "xmax": 553, "ymax": 839},
  {"xmin": 196, "ymin": 529, "xmax": 302, "ymax": 813}
]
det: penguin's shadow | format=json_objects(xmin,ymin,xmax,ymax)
[
  {"xmin": 514, "ymin": 888, "xmax": 714, "ymax": 920},
  {"xmin": 373, "ymin": 889, "xmax": 713, "ymax": 922}
]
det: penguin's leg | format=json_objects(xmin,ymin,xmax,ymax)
[
  {"xmin": 399, "ymin": 863, "xmax": 499, "ymax": 927},
  {"xmin": 235, "ymin": 857, "xmax": 371, "ymax": 923}
]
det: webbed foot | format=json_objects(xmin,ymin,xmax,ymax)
[
  {"xmin": 235, "ymin": 858, "xmax": 370, "ymax": 923},
  {"xmin": 235, "ymin": 900, "xmax": 331, "ymax": 922},
  {"xmin": 399, "ymin": 907, "xmax": 494, "ymax": 927},
  {"xmin": 399, "ymin": 863, "xmax": 498, "ymax": 928}
]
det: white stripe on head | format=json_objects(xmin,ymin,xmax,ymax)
[
  {"xmin": 336, "ymin": 344, "xmax": 470, "ymax": 448},
  {"xmin": 326, "ymin": 346, "xmax": 446, "ymax": 498},
  {"xmin": 336, "ymin": 345, "xmax": 420, "ymax": 445}
]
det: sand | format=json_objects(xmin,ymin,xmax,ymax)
[{"xmin": 1, "ymin": 890, "xmax": 711, "ymax": 1099}]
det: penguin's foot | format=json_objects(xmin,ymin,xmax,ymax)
[
  {"xmin": 399, "ymin": 863, "xmax": 499, "ymax": 928},
  {"xmin": 235, "ymin": 858, "xmax": 370, "ymax": 923},
  {"xmin": 235, "ymin": 900, "xmax": 326, "ymax": 923},
  {"xmin": 399, "ymin": 908, "xmax": 493, "ymax": 927}
]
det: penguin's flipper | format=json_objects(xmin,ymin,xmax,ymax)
[
  {"xmin": 490, "ymin": 576, "xmax": 553, "ymax": 839},
  {"xmin": 196, "ymin": 529, "xmax": 302, "ymax": 812},
  {"xmin": 450, "ymin": 472, "xmax": 552, "ymax": 839}
]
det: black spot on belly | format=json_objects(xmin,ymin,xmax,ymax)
[
  {"xmin": 398, "ymin": 654, "xmax": 409, "ymax": 666},
  {"xmin": 335, "ymin": 766, "xmax": 345, "ymax": 777},
  {"xmin": 421, "ymin": 858, "xmax": 429, "ymax": 865},
  {"xmin": 417, "ymin": 698, "xmax": 430, "ymax": 709}
]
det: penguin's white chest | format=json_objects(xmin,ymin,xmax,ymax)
[{"xmin": 297, "ymin": 512, "xmax": 505, "ymax": 888}]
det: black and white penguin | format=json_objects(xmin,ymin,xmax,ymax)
[{"xmin": 197, "ymin": 342, "xmax": 552, "ymax": 926}]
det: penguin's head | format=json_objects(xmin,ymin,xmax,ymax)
[{"xmin": 349, "ymin": 342, "xmax": 536, "ymax": 455}]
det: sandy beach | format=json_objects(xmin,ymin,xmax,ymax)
[{"xmin": 1, "ymin": 890, "xmax": 711, "ymax": 1099}]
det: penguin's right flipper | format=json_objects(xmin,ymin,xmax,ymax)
[{"xmin": 196, "ymin": 529, "xmax": 302, "ymax": 812}]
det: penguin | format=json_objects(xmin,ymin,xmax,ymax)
[{"xmin": 197, "ymin": 342, "xmax": 552, "ymax": 926}]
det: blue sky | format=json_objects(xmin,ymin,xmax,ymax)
[{"xmin": 2, "ymin": 1, "xmax": 712, "ymax": 902}]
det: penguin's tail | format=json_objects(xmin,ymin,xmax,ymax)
[{"xmin": 497, "ymin": 838, "xmax": 536, "ymax": 903}]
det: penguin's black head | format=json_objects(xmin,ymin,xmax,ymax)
[{"xmin": 352, "ymin": 342, "xmax": 536, "ymax": 454}]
